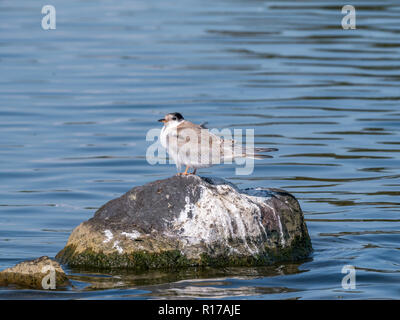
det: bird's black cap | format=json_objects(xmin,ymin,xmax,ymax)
[{"xmin": 169, "ymin": 112, "xmax": 184, "ymax": 120}]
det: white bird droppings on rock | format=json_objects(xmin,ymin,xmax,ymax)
[
  {"xmin": 103, "ymin": 229, "xmax": 113, "ymax": 243},
  {"xmin": 121, "ymin": 230, "xmax": 141, "ymax": 240},
  {"xmin": 112, "ymin": 241, "xmax": 123, "ymax": 254},
  {"xmin": 170, "ymin": 183, "xmax": 269, "ymax": 256}
]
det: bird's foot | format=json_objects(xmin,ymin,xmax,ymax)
[
  {"xmin": 176, "ymin": 172, "xmax": 187, "ymax": 176},
  {"xmin": 177, "ymin": 166, "xmax": 197, "ymax": 176},
  {"xmin": 176, "ymin": 171, "xmax": 196, "ymax": 176}
]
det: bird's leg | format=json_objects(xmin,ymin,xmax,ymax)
[
  {"xmin": 192, "ymin": 168, "xmax": 197, "ymax": 175},
  {"xmin": 177, "ymin": 166, "xmax": 190, "ymax": 176}
]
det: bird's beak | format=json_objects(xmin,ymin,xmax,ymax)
[{"xmin": 158, "ymin": 119, "xmax": 166, "ymax": 123}]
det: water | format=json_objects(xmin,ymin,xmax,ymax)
[{"xmin": 0, "ymin": 0, "xmax": 399, "ymax": 299}]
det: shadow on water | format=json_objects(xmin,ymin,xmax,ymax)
[{"xmin": 72, "ymin": 261, "xmax": 308, "ymax": 289}]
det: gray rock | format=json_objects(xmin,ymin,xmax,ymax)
[
  {"xmin": 56, "ymin": 176, "xmax": 312, "ymax": 269},
  {"xmin": 0, "ymin": 256, "xmax": 70, "ymax": 289}
]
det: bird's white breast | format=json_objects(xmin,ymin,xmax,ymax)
[
  {"xmin": 160, "ymin": 120, "xmax": 183, "ymax": 149},
  {"xmin": 160, "ymin": 126, "xmax": 168, "ymax": 149}
]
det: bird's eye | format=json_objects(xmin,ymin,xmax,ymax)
[{"xmin": 172, "ymin": 117, "xmax": 177, "ymax": 120}]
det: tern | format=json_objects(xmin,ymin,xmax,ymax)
[{"xmin": 158, "ymin": 112, "xmax": 277, "ymax": 175}]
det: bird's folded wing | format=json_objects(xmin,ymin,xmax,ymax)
[
  {"xmin": 165, "ymin": 121, "xmax": 277, "ymax": 163},
  {"xmin": 166, "ymin": 123, "xmax": 227, "ymax": 164}
]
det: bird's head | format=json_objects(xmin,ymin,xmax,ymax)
[{"xmin": 158, "ymin": 112, "xmax": 184, "ymax": 126}]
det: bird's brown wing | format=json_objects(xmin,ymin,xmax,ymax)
[{"xmin": 165, "ymin": 121, "xmax": 228, "ymax": 165}]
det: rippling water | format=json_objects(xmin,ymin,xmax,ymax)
[{"xmin": 1, "ymin": 0, "xmax": 399, "ymax": 299}]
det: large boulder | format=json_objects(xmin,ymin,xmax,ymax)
[
  {"xmin": 0, "ymin": 256, "xmax": 69, "ymax": 289},
  {"xmin": 56, "ymin": 176, "xmax": 312, "ymax": 269}
]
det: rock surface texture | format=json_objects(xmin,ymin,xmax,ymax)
[
  {"xmin": 56, "ymin": 176, "xmax": 312, "ymax": 269},
  {"xmin": 0, "ymin": 256, "xmax": 69, "ymax": 289}
]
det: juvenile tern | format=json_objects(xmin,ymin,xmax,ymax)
[{"xmin": 158, "ymin": 112, "xmax": 277, "ymax": 175}]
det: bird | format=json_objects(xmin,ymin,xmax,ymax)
[{"xmin": 158, "ymin": 112, "xmax": 278, "ymax": 176}]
